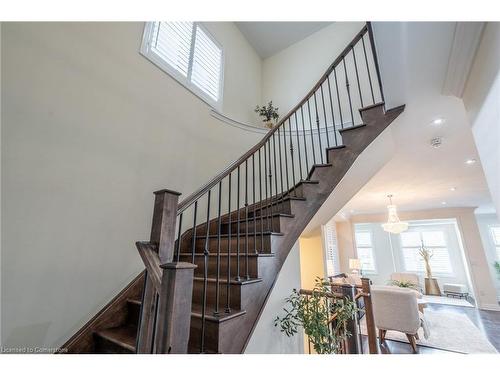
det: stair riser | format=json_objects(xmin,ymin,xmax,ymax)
[
  {"xmin": 220, "ymin": 216, "xmax": 284, "ymax": 235},
  {"xmin": 179, "ymin": 235, "xmax": 275, "ymax": 254},
  {"xmin": 179, "ymin": 254, "xmax": 261, "ymax": 279},
  {"xmin": 93, "ymin": 334, "xmax": 134, "ymax": 354},
  {"xmin": 126, "ymin": 301, "xmax": 140, "ymax": 327},
  {"xmin": 247, "ymin": 199, "xmax": 293, "ymax": 218},
  {"xmin": 192, "ymin": 280, "xmax": 250, "ymax": 311}
]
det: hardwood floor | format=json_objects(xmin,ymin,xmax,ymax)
[{"xmin": 361, "ymin": 303, "xmax": 500, "ymax": 354}]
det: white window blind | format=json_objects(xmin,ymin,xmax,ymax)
[
  {"xmin": 354, "ymin": 230, "xmax": 376, "ymax": 273},
  {"xmin": 400, "ymin": 230, "xmax": 453, "ymax": 274},
  {"xmin": 490, "ymin": 226, "xmax": 500, "ymax": 260},
  {"xmin": 324, "ymin": 222, "xmax": 340, "ymax": 276},
  {"xmin": 141, "ymin": 22, "xmax": 224, "ymax": 107}
]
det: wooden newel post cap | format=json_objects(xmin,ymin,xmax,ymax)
[
  {"xmin": 160, "ymin": 262, "xmax": 197, "ymax": 270},
  {"xmin": 153, "ymin": 189, "xmax": 182, "ymax": 196}
]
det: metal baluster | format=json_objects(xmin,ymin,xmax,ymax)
[
  {"xmin": 300, "ymin": 107, "xmax": 310, "ymax": 176},
  {"xmin": 334, "ymin": 68, "xmax": 344, "ymax": 130},
  {"xmin": 191, "ymin": 201, "xmax": 198, "ymax": 264},
  {"xmin": 320, "ymin": 84, "xmax": 330, "ymax": 148},
  {"xmin": 361, "ymin": 34, "xmax": 375, "ymax": 104},
  {"xmin": 200, "ymin": 190, "xmax": 211, "ymax": 353},
  {"xmin": 313, "ymin": 92, "xmax": 324, "ymax": 164},
  {"xmin": 267, "ymin": 139, "xmax": 274, "ymax": 230},
  {"xmin": 244, "ymin": 159, "xmax": 249, "ymax": 280},
  {"xmin": 352, "ymin": 44, "xmax": 364, "ymax": 108},
  {"xmin": 272, "ymin": 133, "xmax": 279, "ymax": 206},
  {"xmin": 294, "ymin": 112, "xmax": 303, "ymax": 180},
  {"xmin": 252, "ymin": 154, "xmax": 257, "ymax": 255},
  {"xmin": 307, "ymin": 99, "xmax": 317, "ymax": 166},
  {"xmin": 342, "ymin": 57, "xmax": 355, "ymax": 127},
  {"xmin": 225, "ymin": 173, "xmax": 231, "ymax": 313},
  {"xmin": 326, "ymin": 75, "xmax": 339, "ymax": 146},
  {"xmin": 258, "ymin": 148, "xmax": 264, "ymax": 253},
  {"xmin": 287, "ymin": 119, "xmax": 297, "ymax": 197},
  {"xmin": 263, "ymin": 142, "xmax": 270, "ymax": 232},
  {"xmin": 277, "ymin": 127, "xmax": 285, "ymax": 201},
  {"xmin": 235, "ymin": 166, "xmax": 241, "ymax": 281},
  {"xmin": 367, "ymin": 23, "xmax": 385, "ymax": 103},
  {"xmin": 282, "ymin": 122, "xmax": 291, "ymax": 197},
  {"xmin": 214, "ymin": 181, "xmax": 222, "ymax": 316},
  {"xmin": 176, "ymin": 212, "xmax": 183, "ymax": 262}
]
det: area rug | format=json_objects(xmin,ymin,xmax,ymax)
[{"xmin": 359, "ymin": 310, "xmax": 497, "ymax": 353}]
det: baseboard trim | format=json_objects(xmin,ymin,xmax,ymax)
[{"xmin": 478, "ymin": 303, "xmax": 500, "ymax": 311}]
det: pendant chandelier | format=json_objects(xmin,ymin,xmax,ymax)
[{"xmin": 382, "ymin": 194, "xmax": 408, "ymax": 234}]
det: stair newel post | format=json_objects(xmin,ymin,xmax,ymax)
[
  {"xmin": 151, "ymin": 189, "xmax": 196, "ymax": 354},
  {"xmin": 361, "ymin": 277, "xmax": 378, "ymax": 354},
  {"xmin": 340, "ymin": 284, "xmax": 361, "ymax": 354}
]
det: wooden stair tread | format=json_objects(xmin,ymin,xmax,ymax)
[
  {"xmin": 190, "ymin": 306, "xmax": 246, "ymax": 322},
  {"xmin": 194, "ymin": 231, "xmax": 284, "ymax": 239},
  {"xmin": 95, "ymin": 325, "xmax": 137, "ymax": 352},
  {"xmin": 193, "ymin": 276, "xmax": 262, "ymax": 285},
  {"xmin": 338, "ymin": 123, "xmax": 367, "ymax": 133},
  {"xmin": 178, "ymin": 252, "xmax": 274, "ymax": 258},
  {"xmin": 223, "ymin": 213, "xmax": 295, "ymax": 223}
]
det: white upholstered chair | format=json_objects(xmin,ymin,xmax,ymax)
[{"xmin": 371, "ymin": 285, "xmax": 429, "ymax": 353}]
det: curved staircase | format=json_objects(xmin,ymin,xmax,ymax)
[{"xmin": 60, "ymin": 23, "xmax": 404, "ymax": 354}]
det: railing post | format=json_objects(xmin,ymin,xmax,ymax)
[
  {"xmin": 150, "ymin": 189, "xmax": 181, "ymax": 263},
  {"xmin": 154, "ymin": 261, "xmax": 196, "ymax": 353},
  {"xmin": 340, "ymin": 284, "xmax": 361, "ymax": 354},
  {"xmin": 361, "ymin": 277, "xmax": 379, "ymax": 354},
  {"xmin": 137, "ymin": 189, "xmax": 197, "ymax": 354}
]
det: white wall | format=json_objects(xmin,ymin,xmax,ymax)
[
  {"xmin": 476, "ymin": 213, "xmax": 500, "ymax": 299},
  {"xmin": 261, "ymin": 22, "xmax": 365, "ymax": 115},
  {"xmin": 1, "ymin": 22, "xmax": 263, "ymax": 349},
  {"xmin": 244, "ymin": 241, "xmax": 303, "ymax": 354},
  {"xmin": 463, "ymin": 22, "xmax": 500, "ymax": 217}
]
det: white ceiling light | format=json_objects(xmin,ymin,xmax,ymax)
[
  {"xmin": 431, "ymin": 118, "xmax": 445, "ymax": 125},
  {"xmin": 465, "ymin": 158, "xmax": 477, "ymax": 165},
  {"xmin": 382, "ymin": 195, "xmax": 409, "ymax": 234},
  {"xmin": 441, "ymin": 201, "xmax": 447, "ymax": 205},
  {"xmin": 450, "ymin": 187, "xmax": 457, "ymax": 191}
]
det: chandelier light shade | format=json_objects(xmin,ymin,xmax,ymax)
[{"xmin": 382, "ymin": 195, "xmax": 409, "ymax": 234}]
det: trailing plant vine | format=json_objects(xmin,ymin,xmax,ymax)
[{"xmin": 274, "ymin": 277, "xmax": 359, "ymax": 354}]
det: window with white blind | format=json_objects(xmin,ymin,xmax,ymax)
[
  {"xmin": 140, "ymin": 22, "xmax": 224, "ymax": 108},
  {"xmin": 490, "ymin": 226, "xmax": 500, "ymax": 260},
  {"xmin": 399, "ymin": 230, "xmax": 453, "ymax": 275},
  {"xmin": 323, "ymin": 222, "xmax": 340, "ymax": 277},
  {"xmin": 354, "ymin": 230, "xmax": 377, "ymax": 273}
]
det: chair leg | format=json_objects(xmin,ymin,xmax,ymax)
[
  {"xmin": 406, "ymin": 334, "xmax": 418, "ymax": 353},
  {"xmin": 379, "ymin": 329, "xmax": 386, "ymax": 342}
]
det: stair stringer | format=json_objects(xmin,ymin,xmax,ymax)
[{"xmin": 238, "ymin": 103, "xmax": 405, "ymax": 353}]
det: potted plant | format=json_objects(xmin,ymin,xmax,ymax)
[
  {"xmin": 254, "ymin": 101, "xmax": 279, "ymax": 129},
  {"xmin": 389, "ymin": 279, "xmax": 419, "ymax": 290},
  {"xmin": 274, "ymin": 277, "xmax": 358, "ymax": 354},
  {"xmin": 494, "ymin": 261, "xmax": 500, "ymax": 279},
  {"xmin": 419, "ymin": 241, "xmax": 441, "ymax": 295}
]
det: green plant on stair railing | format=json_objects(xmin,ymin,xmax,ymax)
[
  {"xmin": 494, "ymin": 261, "xmax": 500, "ymax": 279},
  {"xmin": 254, "ymin": 101, "xmax": 279, "ymax": 129},
  {"xmin": 274, "ymin": 277, "xmax": 359, "ymax": 354}
]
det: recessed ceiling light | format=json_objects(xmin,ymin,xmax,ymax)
[
  {"xmin": 441, "ymin": 201, "xmax": 447, "ymax": 205},
  {"xmin": 350, "ymin": 209, "xmax": 355, "ymax": 214},
  {"xmin": 430, "ymin": 137, "xmax": 443, "ymax": 148},
  {"xmin": 465, "ymin": 158, "xmax": 477, "ymax": 165},
  {"xmin": 431, "ymin": 118, "xmax": 445, "ymax": 125},
  {"xmin": 450, "ymin": 187, "xmax": 457, "ymax": 191}
]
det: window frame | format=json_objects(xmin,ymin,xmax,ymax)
[
  {"xmin": 489, "ymin": 225, "xmax": 500, "ymax": 260},
  {"xmin": 140, "ymin": 22, "xmax": 225, "ymax": 111},
  {"xmin": 354, "ymin": 228, "xmax": 377, "ymax": 275},
  {"xmin": 399, "ymin": 229, "xmax": 454, "ymax": 276}
]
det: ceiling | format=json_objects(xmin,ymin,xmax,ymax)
[
  {"xmin": 334, "ymin": 22, "xmax": 494, "ymax": 220},
  {"xmin": 235, "ymin": 22, "xmax": 332, "ymax": 59}
]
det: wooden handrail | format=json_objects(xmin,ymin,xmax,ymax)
[{"xmin": 177, "ymin": 23, "xmax": 376, "ymax": 213}]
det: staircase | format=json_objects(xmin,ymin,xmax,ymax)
[{"xmin": 60, "ymin": 22, "xmax": 404, "ymax": 354}]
